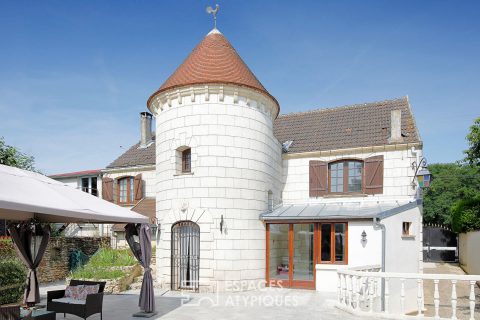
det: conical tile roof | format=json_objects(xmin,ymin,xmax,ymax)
[{"xmin": 147, "ymin": 29, "xmax": 278, "ymax": 109}]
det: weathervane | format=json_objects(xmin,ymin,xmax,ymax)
[{"xmin": 206, "ymin": 4, "xmax": 220, "ymax": 29}]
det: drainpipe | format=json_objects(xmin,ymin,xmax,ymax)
[{"xmin": 374, "ymin": 216, "xmax": 386, "ymax": 311}]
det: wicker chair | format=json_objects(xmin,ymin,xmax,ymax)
[{"xmin": 47, "ymin": 280, "xmax": 106, "ymax": 320}]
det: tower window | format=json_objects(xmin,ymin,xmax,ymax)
[{"xmin": 182, "ymin": 148, "xmax": 191, "ymax": 173}]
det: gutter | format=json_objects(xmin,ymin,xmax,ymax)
[{"xmin": 373, "ymin": 215, "xmax": 386, "ymax": 311}]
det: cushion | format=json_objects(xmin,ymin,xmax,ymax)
[
  {"xmin": 52, "ymin": 297, "xmax": 86, "ymax": 305},
  {"xmin": 64, "ymin": 285, "xmax": 84, "ymax": 300},
  {"xmin": 77, "ymin": 284, "xmax": 100, "ymax": 300}
]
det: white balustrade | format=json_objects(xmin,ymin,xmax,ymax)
[{"xmin": 336, "ymin": 267, "xmax": 480, "ymax": 319}]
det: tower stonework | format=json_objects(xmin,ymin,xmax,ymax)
[{"xmin": 148, "ymin": 29, "xmax": 282, "ymax": 291}]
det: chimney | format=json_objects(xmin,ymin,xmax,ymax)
[
  {"xmin": 140, "ymin": 112, "xmax": 153, "ymax": 148},
  {"xmin": 388, "ymin": 109, "xmax": 403, "ymax": 143}
]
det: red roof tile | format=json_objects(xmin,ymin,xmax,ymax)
[{"xmin": 147, "ymin": 29, "xmax": 278, "ymax": 109}]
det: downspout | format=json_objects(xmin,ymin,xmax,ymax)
[{"xmin": 374, "ymin": 216, "xmax": 386, "ymax": 311}]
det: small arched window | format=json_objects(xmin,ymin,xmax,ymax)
[{"xmin": 118, "ymin": 176, "xmax": 134, "ymax": 204}]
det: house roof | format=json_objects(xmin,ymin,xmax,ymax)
[
  {"xmin": 112, "ymin": 197, "xmax": 156, "ymax": 232},
  {"xmin": 273, "ymin": 97, "xmax": 421, "ymax": 154},
  {"xmin": 106, "ymin": 138, "xmax": 155, "ymax": 169},
  {"xmin": 108, "ymin": 97, "xmax": 421, "ymax": 169},
  {"xmin": 147, "ymin": 29, "xmax": 279, "ymax": 110},
  {"xmin": 49, "ymin": 169, "xmax": 101, "ymax": 179}
]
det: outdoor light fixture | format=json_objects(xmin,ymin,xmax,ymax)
[
  {"xmin": 361, "ymin": 230, "xmax": 367, "ymax": 243},
  {"xmin": 220, "ymin": 215, "xmax": 224, "ymax": 234},
  {"xmin": 411, "ymin": 157, "xmax": 431, "ymax": 189}
]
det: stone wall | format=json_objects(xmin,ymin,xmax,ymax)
[{"xmin": 38, "ymin": 237, "xmax": 110, "ymax": 283}]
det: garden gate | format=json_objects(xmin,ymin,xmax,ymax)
[{"xmin": 423, "ymin": 224, "xmax": 458, "ymax": 262}]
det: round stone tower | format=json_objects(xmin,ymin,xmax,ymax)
[{"xmin": 147, "ymin": 28, "xmax": 282, "ymax": 291}]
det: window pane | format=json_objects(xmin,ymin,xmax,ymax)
[
  {"xmin": 269, "ymin": 224, "xmax": 289, "ymax": 281},
  {"xmin": 321, "ymin": 224, "xmax": 332, "ymax": 262},
  {"xmin": 119, "ymin": 179, "xmax": 127, "ymax": 202},
  {"xmin": 91, "ymin": 177, "xmax": 98, "ymax": 196},
  {"xmin": 293, "ymin": 224, "xmax": 314, "ymax": 281},
  {"xmin": 347, "ymin": 161, "xmax": 362, "ymax": 192},
  {"xmin": 81, "ymin": 178, "xmax": 89, "ymax": 193},
  {"xmin": 330, "ymin": 162, "xmax": 344, "ymax": 193},
  {"xmin": 334, "ymin": 223, "xmax": 346, "ymax": 262},
  {"xmin": 129, "ymin": 177, "xmax": 134, "ymax": 202}
]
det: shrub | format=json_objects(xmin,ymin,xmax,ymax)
[
  {"xmin": 0, "ymin": 260, "xmax": 27, "ymax": 305},
  {"xmin": 451, "ymin": 195, "xmax": 480, "ymax": 233}
]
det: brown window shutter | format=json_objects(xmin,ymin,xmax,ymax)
[
  {"xmin": 309, "ymin": 160, "xmax": 327, "ymax": 197},
  {"xmin": 134, "ymin": 174, "xmax": 143, "ymax": 201},
  {"xmin": 102, "ymin": 177, "xmax": 114, "ymax": 202},
  {"xmin": 364, "ymin": 155, "xmax": 384, "ymax": 194}
]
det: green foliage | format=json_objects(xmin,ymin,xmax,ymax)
[
  {"xmin": 70, "ymin": 248, "xmax": 137, "ymax": 280},
  {"xmin": 0, "ymin": 137, "xmax": 36, "ymax": 171},
  {"xmin": 423, "ymin": 163, "xmax": 480, "ymax": 227},
  {"xmin": 70, "ymin": 267, "xmax": 125, "ymax": 280},
  {"xmin": 0, "ymin": 260, "xmax": 27, "ymax": 305},
  {"xmin": 464, "ymin": 117, "xmax": 480, "ymax": 167},
  {"xmin": 87, "ymin": 248, "xmax": 136, "ymax": 268},
  {"xmin": 451, "ymin": 195, "xmax": 480, "ymax": 233}
]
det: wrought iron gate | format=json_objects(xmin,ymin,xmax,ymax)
[
  {"xmin": 171, "ymin": 221, "xmax": 200, "ymax": 291},
  {"xmin": 423, "ymin": 224, "xmax": 458, "ymax": 262}
]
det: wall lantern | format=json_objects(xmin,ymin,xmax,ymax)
[
  {"xmin": 411, "ymin": 157, "xmax": 431, "ymax": 189},
  {"xmin": 220, "ymin": 215, "xmax": 224, "ymax": 234},
  {"xmin": 361, "ymin": 230, "xmax": 367, "ymax": 244}
]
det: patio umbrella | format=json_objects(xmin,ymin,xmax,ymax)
[
  {"xmin": 0, "ymin": 164, "xmax": 148, "ymax": 223},
  {"xmin": 0, "ymin": 164, "xmax": 149, "ymax": 307},
  {"xmin": 7, "ymin": 223, "xmax": 50, "ymax": 305},
  {"xmin": 125, "ymin": 223, "xmax": 156, "ymax": 316}
]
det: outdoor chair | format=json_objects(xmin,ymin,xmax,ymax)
[{"xmin": 46, "ymin": 280, "xmax": 106, "ymax": 320}]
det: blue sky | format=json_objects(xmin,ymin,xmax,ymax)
[{"xmin": 0, "ymin": 1, "xmax": 479, "ymax": 174}]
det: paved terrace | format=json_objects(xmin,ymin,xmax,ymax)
[{"xmin": 39, "ymin": 284, "xmax": 378, "ymax": 320}]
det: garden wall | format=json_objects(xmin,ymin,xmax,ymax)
[
  {"xmin": 0, "ymin": 236, "xmax": 110, "ymax": 283},
  {"xmin": 459, "ymin": 230, "xmax": 480, "ymax": 275}
]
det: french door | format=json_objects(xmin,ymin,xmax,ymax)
[
  {"xmin": 266, "ymin": 223, "xmax": 316, "ymax": 289},
  {"xmin": 266, "ymin": 222, "xmax": 348, "ymax": 289}
]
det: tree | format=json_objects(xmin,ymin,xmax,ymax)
[
  {"xmin": 423, "ymin": 163, "xmax": 480, "ymax": 227},
  {"xmin": 451, "ymin": 195, "xmax": 480, "ymax": 233},
  {"xmin": 0, "ymin": 137, "xmax": 36, "ymax": 171},
  {"xmin": 464, "ymin": 117, "xmax": 480, "ymax": 167}
]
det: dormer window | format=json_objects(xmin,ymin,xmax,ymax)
[
  {"xmin": 329, "ymin": 161, "xmax": 363, "ymax": 194},
  {"xmin": 182, "ymin": 148, "xmax": 191, "ymax": 173}
]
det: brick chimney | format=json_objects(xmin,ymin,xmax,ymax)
[
  {"xmin": 388, "ymin": 109, "xmax": 403, "ymax": 143},
  {"xmin": 140, "ymin": 112, "xmax": 153, "ymax": 148}
]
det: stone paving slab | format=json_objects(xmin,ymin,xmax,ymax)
[{"xmin": 37, "ymin": 287, "xmax": 375, "ymax": 320}]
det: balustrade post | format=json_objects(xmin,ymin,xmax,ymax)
[
  {"xmin": 369, "ymin": 277, "xmax": 374, "ymax": 312},
  {"xmin": 384, "ymin": 277, "xmax": 389, "ymax": 314},
  {"xmin": 355, "ymin": 275, "xmax": 360, "ymax": 310},
  {"xmin": 400, "ymin": 278, "xmax": 405, "ymax": 315},
  {"xmin": 362, "ymin": 276, "xmax": 367, "ymax": 303},
  {"xmin": 348, "ymin": 275, "xmax": 353, "ymax": 308},
  {"xmin": 434, "ymin": 279, "xmax": 440, "ymax": 320},
  {"xmin": 451, "ymin": 280, "xmax": 457, "ymax": 320},
  {"xmin": 342, "ymin": 274, "xmax": 347, "ymax": 306},
  {"xmin": 417, "ymin": 278, "xmax": 423, "ymax": 316},
  {"xmin": 469, "ymin": 280, "xmax": 475, "ymax": 320},
  {"xmin": 337, "ymin": 273, "xmax": 341, "ymax": 304}
]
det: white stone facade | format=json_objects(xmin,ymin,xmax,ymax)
[{"xmin": 151, "ymin": 84, "xmax": 282, "ymax": 290}]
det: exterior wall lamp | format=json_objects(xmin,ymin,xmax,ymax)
[
  {"xmin": 361, "ymin": 230, "xmax": 367, "ymax": 244},
  {"xmin": 411, "ymin": 157, "xmax": 431, "ymax": 189}
]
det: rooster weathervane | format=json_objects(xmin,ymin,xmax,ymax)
[{"xmin": 206, "ymin": 4, "xmax": 220, "ymax": 29}]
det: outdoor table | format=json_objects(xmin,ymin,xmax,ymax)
[{"xmin": 20, "ymin": 308, "xmax": 56, "ymax": 320}]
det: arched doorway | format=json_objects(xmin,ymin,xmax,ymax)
[{"xmin": 171, "ymin": 221, "xmax": 200, "ymax": 291}]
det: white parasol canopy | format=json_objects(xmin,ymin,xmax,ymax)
[{"xmin": 0, "ymin": 164, "xmax": 149, "ymax": 223}]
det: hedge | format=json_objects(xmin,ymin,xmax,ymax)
[{"xmin": 0, "ymin": 260, "xmax": 27, "ymax": 305}]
